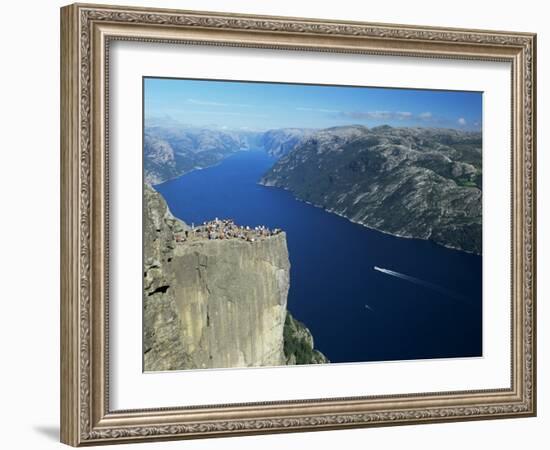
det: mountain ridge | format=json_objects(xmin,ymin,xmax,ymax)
[
  {"xmin": 260, "ymin": 125, "xmax": 482, "ymax": 254},
  {"xmin": 144, "ymin": 123, "xmax": 482, "ymax": 253}
]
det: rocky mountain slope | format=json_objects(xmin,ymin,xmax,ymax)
[
  {"xmin": 144, "ymin": 126, "xmax": 316, "ymax": 184},
  {"xmin": 283, "ymin": 314, "xmax": 328, "ymax": 365},
  {"xmin": 260, "ymin": 125, "xmax": 482, "ymax": 254},
  {"xmin": 143, "ymin": 185, "xmax": 327, "ymax": 370},
  {"xmin": 260, "ymin": 128, "xmax": 314, "ymax": 158},
  {"xmin": 144, "ymin": 127, "xmax": 261, "ymax": 185}
]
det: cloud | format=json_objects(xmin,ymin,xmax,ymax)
[
  {"xmin": 396, "ymin": 111, "xmax": 413, "ymax": 119},
  {"xmin": 336, "ymin": 109, "xmax": 475, "ymax": 129},
  {"xmin": 340, "ymin": 110, "xmax": 414, "ymax": 121},
  {"xmin": 341, "ymin": 111, "xmax": 390, "ymax": 120},
  {"xmin": 296, "ymin": 107, "xmax": 341, "ymax": 113},
  {"xmin": 186, "ymin": 110, "xmax": 269, "ymax": 118},
  {"xmin": 186, "ymin": 98, "xmax": 251, "ymax": 107}
]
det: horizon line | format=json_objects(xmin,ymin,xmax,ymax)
[{"xmin": 143, "ymin": 119, "xmax": 482, "ymax": 134}]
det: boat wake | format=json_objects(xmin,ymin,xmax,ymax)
[{"xmin": 373, "ymin": 266, "xmax": 469, "ymax": 303}]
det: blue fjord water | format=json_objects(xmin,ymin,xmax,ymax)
[{"xmin": 155, "ymin": 150, "xmax": 482, "ymax": 364}]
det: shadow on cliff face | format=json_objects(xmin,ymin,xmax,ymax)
[{"xmin": 147, "ymin": 285, "xmax": 170, "ymax": 296}]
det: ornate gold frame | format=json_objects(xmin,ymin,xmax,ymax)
[{"xmin": 60, "ymin": 3, "xmax": 537, "ymax": 446}]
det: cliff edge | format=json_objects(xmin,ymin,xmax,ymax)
[{"xmin": 143, "ymin": 185, "xmax": 327, "ymax": 370}]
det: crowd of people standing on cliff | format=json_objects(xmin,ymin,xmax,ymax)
[{"xmin": 174, "ymin": 218, "xmax": 282, "ymax": 244}]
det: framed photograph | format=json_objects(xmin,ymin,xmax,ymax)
[{"xmin": 60, "ymin": 3, "xmax": 537, "ymax": 446}]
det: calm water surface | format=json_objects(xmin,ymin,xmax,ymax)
[{"xmin": 156, "ymin": 150, "xmax": 482, "ymax": 363}]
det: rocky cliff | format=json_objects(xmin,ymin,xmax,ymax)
[
  {"xmin": 144, "ymin": 126, "xmax": 313, "ymax": 184},
  {"xmin": 261, "ymin": 125, "xmax": 482, "ymax": 254},
  {"xmin": 143, "ymin": 185, "xmax": 326, "ymax": 370},
  {"xmin": 144, "ymin": 127, "xmax": 260, "ymax": 185},
  {"xmin": 260, "ymin": 128, "xmax": 314, "ymax": 158},
  {"xmin": 283, "ymin": 314, "xmax": 329, "ymax": 365}
]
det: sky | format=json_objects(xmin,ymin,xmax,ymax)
[{"xmin": 144, "ymin": 77, "xmax": 482, "ymax": 131}]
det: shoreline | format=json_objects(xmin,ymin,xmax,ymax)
[
  {"xmin": 147, "ymin": 148, "xmax": 257, "ymax": 187},
  {"xmin": 258, "ymin": 180, "xmax": 481, "ymax": 256},
  {"xmin": 147, "ymin": 149, "xmax": 481, "ymax": 257}
]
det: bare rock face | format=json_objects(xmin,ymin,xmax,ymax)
[
  {"xmin": 261, "ymin": 125, "xmax": 482, "ymax": 254},
  {"xmin": 260, "ymin": 128, "xmax": 314, "ymax": 158},
  {"xmin": 144, "ymin": 127, "xmax": 263, "ymax": 185},
  {"xmin": 170, "ymin": 236, "xmax": 290, "ymax": 369},
  {"xmin": 143, "ymin": 185, "xmax": 295, "ymax": 370},
  {"xmin": 143, "ymin": 185, "xmax": 191, "ymax": 371},
  {"xmin": 283, "ymin": 314, "xmax": 329, "ymax": 365}
]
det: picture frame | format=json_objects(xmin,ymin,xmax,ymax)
[{"xmin": 60, "ymin": 2, "xmax": 537, "ymax": 446}]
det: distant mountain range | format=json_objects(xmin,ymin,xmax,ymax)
[
  {"xmin": 144, "ymin": 126, "xmax": 317, "ymax": 184},
  {"xmin": 144, "ymin": 124, "xmax": 482, "ymax": 254},
  {"xmin": 259, "ymin": 128, "xmax": 314, "ymax": 158},
  {"xmin": 144, "ymin": 126, "xmax": 262, "ymax": 184},
  {"xmin": 260, "ymin": 125, "xmax": 482, "ymax": 254}
]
